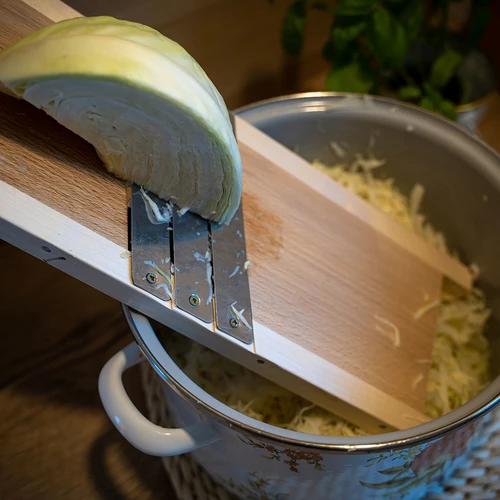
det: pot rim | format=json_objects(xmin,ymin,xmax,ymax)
[
  {"xmin": 127, "ymin": 92, "xmax": 500, "ymax": 453},
  {"xmin": 235, "ymin": 90, "xmax": 498, "ymax": 117},
  {"xmin": 456, "ymin": 91, "xmax": 497, "ymax": 113}
]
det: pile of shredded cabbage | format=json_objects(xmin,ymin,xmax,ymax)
[{"xmin": 162, "ymin": 154, "xmax": 491, "ymax": 436}]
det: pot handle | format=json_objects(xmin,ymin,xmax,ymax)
[{"xmin": 98, "ymin": 341, "xmax": 218, "ymax": 456}]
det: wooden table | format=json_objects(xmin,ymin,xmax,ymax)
[{"xmin": 0, "ymin": 242, "xmax": 172, "ymax": 499}]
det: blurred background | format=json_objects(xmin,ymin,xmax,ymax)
[
  {"xmin": 64, "ymin": 0, "xmax": 499, "ymax": 111},
  {"xmin": 65, "ymin": 0, "xmax": 332, "ymax": 109}
]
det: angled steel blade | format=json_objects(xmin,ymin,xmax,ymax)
[
  {"xmin": 130, "ymin": 184, "xmax": 173, "ymax": 302},
  {"xmin": 210, "ymin": 203, "xmax": 254, "ymax": 344},
  {"xmin": 172, "ymin": 209, "xmax": 214, "ymax": 323}
]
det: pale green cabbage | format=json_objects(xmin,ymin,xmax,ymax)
[
  {"xmin": 0, "ymin": 17, "xmax": 241, "ymax": 224},
  {"xmin": 162, "ymin": 155, "xmax": 491, "ymax": 436}
]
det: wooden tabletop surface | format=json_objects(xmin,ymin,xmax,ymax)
[{"xmin": 0, "ymin": 241, "xmax": 173, "ymax": 499}]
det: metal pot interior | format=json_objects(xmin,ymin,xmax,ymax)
[{"xmin": 131, "ymin": 93, "xmax": 500, "ymax": 451}]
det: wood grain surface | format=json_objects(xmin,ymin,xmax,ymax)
[
  {"xmin": 241, "ymin": 143, "xmax": 441, "ymax": 411},
  {"xmin": 0, "ymin": 93, "xmax": 128, "ymax": 248},
  {"xmin": 0, "ymin": 241, "xmax": 171, "ymax": 500}
]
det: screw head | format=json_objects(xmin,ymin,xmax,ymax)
[
  {"xmin": 189, "ymin": 294, "xmax": 201, "ymax": 307},
  {"xmin": 229, "ymin": 317, "xmax": 240, "ymax": 328},
  {"xmin": 146, "ymin": 272, "xmax": 157, "ymax": 284}
]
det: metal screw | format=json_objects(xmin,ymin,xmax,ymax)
[
  {"xmin": 146, "ymin": 272, "xmax": 157, "ymax": 284},
  {"xmin": 189, "ymin": 294, "xmax": 200, "ymax": 307},
  {"xmin": 229, "ymin": 317, "xmax": 240, "ymax": 328}
]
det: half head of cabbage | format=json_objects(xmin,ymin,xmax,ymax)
[{"xmin": 0, "ymin": 16, "xmax": 242, "ymax": 224}]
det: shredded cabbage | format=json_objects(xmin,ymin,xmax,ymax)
[{"xmin": 161, "ymin": 155, "xmax": 491, "ymax": 437}]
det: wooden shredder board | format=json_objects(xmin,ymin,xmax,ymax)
[{"xmin": 0, "ymin": 0, "xmax": 473, "ymax": 432}]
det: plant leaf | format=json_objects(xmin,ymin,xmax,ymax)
[
  {"xmin": 439, "ymin": 100, "xmax": 457, "ymax": 120},
  {"xmin": 322, "ymin": 16, "xmax": 365, "ymax": 63},
  {"xmin": 335, "ymin": 0, "xmax": 379, "ymax": 16},
  {"xmin": 399, "ymin": 0, "xmax": 424, "ymax": 42},
  {"xmin": 367, "ymin": 7, "xmax": 408, "ymax": 69},
  {"xmin": 423, "ymin": 82, "xmax": 444, "ymax": 107},
  {"xmin": 419, "ymin": 96, "xmax": 435, "ymax": 111},
  {"xmin": 322, "ymin": 41, "xmax": 355, "ymax": 66},
  {"xmin": 325, "ymin": 59, "xmax": 374, "ymax": 93},
  {"xmin": 397, "ymin": 85, "xmax": 422, "ymax": 101},
  {"xmin": 281, "ymin": 0, "xmax": 308, "ymax": 56},
  {"xmin": 429, "ymin": 49, "xmax": 463, "ymax": 88},
  {"xmin": 331, "ymin": 20, "xmax": 367, "ymax": 52}
]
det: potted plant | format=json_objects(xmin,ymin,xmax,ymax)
[{"xmin": 271, "ymin": 0, "xmax": 496, "ymax": 128}]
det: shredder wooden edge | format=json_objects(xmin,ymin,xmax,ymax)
[
  {"xmin": 23, "ymin": 0, "xmax": 81, "ymax": 22},
  {"xmin": 234, "ymin": 116, "xmax": 473, "ymax": 291},
  {"xmin": 0, "ymin": 181, "xmax": 429, "ymax": 432}
]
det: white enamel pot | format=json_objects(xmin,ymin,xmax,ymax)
[{"xmin": 99, "ymin": 93, "xmax": 500, "ymax": 500}]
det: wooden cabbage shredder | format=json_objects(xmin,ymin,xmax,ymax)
[
  {"xmin": 127, "ymin": 115, "xmax": 472, "ymax": 433},
  {"xmin": 0, "ymin": 0, "xmax": 473, "ymax": 434}
]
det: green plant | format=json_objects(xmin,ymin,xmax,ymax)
[{"xmin": 271, "ymin": 0, "xmax": 493, "ymax": 120}]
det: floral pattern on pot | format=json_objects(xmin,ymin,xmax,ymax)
[
  {"xmin": 155, "ymin": 362, "xmax": 490, "ymax": 499},
  {"xmin": 238, "ymin": 435, "xmax": 325, "ymax": 473},
  {"xmin": 360, "ymin": 418, "xmax": 483, "ymax": 498},
  {"xmin": 223, "ymin": 471, "xmax": 289, "ymax": 500}
]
